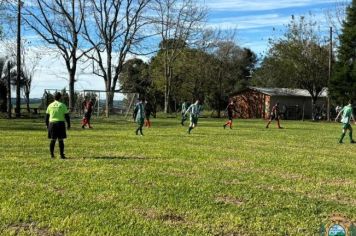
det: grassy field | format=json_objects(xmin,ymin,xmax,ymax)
[{"xmin": 0, "ymin": 117, "xmax": 355, "ymax": 235}]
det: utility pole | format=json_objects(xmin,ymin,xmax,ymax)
[
  {"xmin": 15, "ymin": 0, "xmax": 22, "ymax": 118},
  {"xmin": 7, "ymin": 61, "xmax": 12, "ymax": 119},
  {"xmin": 327, "ymin": 26, "xmax": 332, "ymax": 121}
]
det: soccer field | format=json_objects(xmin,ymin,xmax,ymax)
[{"xmin": 0, "ymin": 117, "xmax": 355, "ymax": 235}]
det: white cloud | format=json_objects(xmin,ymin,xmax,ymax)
[
  {"xmin": 207, "ymin": 13, "xmax": 291, "ymax": 30},
  {"xmin": 204, "ymin": 0, "xmax": 339, "ymax": 11}
]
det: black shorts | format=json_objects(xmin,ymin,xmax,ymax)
[
  {"xmin": 269, "ymin": 114, "xmax": 279, "ymax": 121},
  {"xmin": 228, "ymin": 112, "xmax": 233, "ymax": 120},
  {"xmin": 48, "ymin": 122, "xmax": 67, "ymax": 139},
  {"xmin": 84, "ymin": 112, "xmax": 92, "ymax": 120}
]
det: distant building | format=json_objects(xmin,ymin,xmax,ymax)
[{"xmin": 230, "ymin": 87, "xmax": 328, "ymax": 119}]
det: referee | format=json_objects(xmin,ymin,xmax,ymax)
[{"xmin": 46, "ymin": 92, "xmax": 71, "ymax": 159}]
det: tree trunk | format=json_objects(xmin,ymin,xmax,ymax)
[
  {"xmin": 7, "ymin": 63, "xmax": 11, "ymax": 119},
  {"xmin": 164, "ymin": 66, "xmax": 171, "ymax": 114},
  {"xmin": 311, "ymin": 97, "xmax": 317, "ymax": 121},
  {"xmin": 68, "ymin": 73, "xmax": 75, "ymax": 112},
  {"xmin": 25, "ymin": 91, "xmax": 30, "ymax": 113},
  {"xmin": 105, "ymin": 90, "xmax": 114, "ymax": 118},
  {"xmin": 15, "ymin": 0, "xmax": 21, "ymax": 118}
]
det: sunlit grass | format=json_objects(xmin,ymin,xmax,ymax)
[{"xmin": 0, "ymin": 117, "xmax": 355, "ymax": 235}]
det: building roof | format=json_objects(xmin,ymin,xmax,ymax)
[{"xmin": 246, "ymin": 87, "xmax": 328, "ymax": 98}]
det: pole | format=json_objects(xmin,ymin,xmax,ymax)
[
  {"xmin": 7, "ymin": 61, "xmax": 12, "ymax": 119},
  {"xmin": 327, "ymin": 27, "xmax": 332, "ymax": 121},
  {"xmin": 15, "ymin": 0, "xmax": 21, "ymax": 118}
]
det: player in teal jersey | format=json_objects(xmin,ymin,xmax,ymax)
[
  {"xmin": 184, "ymin": 100, "xmax": 202, "ymax": 134},
  {"xmin": 181, "ymin": 100, "xmax": 188, "ymax": 126},
  {"xmin": 134, "ymin": 98, "xmax": 145, "ymax": 136},
  {"xmin": 335, "ymin": 100, "xmax": 356, "ymax": 144}
]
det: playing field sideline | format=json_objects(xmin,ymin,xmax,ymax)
[{"xmin": 0, "ymin": 118, "xmax": 355, "ymax": 235}]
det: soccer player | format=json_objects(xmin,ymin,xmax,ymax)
[
  {"xmin": 266, "ymin": 102, "xmax": 282, "ymax": 129},
  {"xmin": 46, "ymin": 92, "xmax": 70, "ymax": 159},
  {"xmin": 134, "ymin": 98, "xmax": 145, "ymax": 136},
  {"xmin": 184, "ymin": 99, "xmax": 202, "ymax": 134},
  {"xmin": 144, "ymin": 100, "xmax": 153, "ymax": 128},
  {"xmin": 81, "ymin": 98, "xmax": 94, "ymax": 129},
  {"xmin": 181, "ymin": 100, "xmax": 188, "ymax": 126},
  {"xmin": 223, "ymin": 100, "xmax": 238, "ymax": 129},
  {"xmin": 335, "ymin": 100, "xmax": 356, "ymax": 144}
]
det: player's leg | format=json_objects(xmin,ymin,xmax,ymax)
[
  {"xmin": 339, "ymin": 126, "xmax": 346, "ymax": 143},
  {"xmin": 277, "ymin": 118, "xmax": 282, "ymax": 128},
  {"xmin": 58, "ymin": 139, "xmax": 65, "ymax": 159},
  {"xmin": 50, "ymin": 139, "xmax": 56, "ymax": 158},
  {"xmin": 181, "ymin": 114, "xmax": 186, "ymax": 125},
  {"xmin": 348, "ymin": 125, "xmax": 355, "ymax": 143},
  {"xmin": 139, "ymin": 119, "xmax": 144, "ymax": 135},
  {"xmin": 188, "ymin": 117, "xmax": 194, "ymax": 134},
  {"xmin": 266, "ymin": 118, "xmax": 272, "ymax": 128}
]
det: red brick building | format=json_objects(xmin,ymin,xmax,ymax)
[{"xmin": 230, "ymin": 87, "xmax": 328, "ymax": 119}]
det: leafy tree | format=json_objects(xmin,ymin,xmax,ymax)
[
  {"xmin": 253, "ymin": 15, "xmax": 329, "ymax": 119},
  {"xmin": 330, "ymin": 0, "xmax": 356, "ymax": 103},
  {"xmin": 206, "ymin": 41, "xmax": 257, "ymax": 117},
  {"xmin": 151, "ymin": 0, "xmax": 207, "ymax": 113}
]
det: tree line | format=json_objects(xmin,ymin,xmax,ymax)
[{"xmin": 1, "ymin": 0, "xmax": 356, "ymax": 118}]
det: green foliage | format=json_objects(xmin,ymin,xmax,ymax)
[
  {"xmin": 253, "ymin": 14, "xmax": 329, "ymax": 119},
  {"xmin": 330, "ymin": 0, "xmax": 356, "ymax": 104},
  {"xmin": 0, "ymin": 118, "xmax": 355, "ymax": 235},
  {"xmin": 150, "ymin": 43, "xmax": 257, "ymax": 114}
]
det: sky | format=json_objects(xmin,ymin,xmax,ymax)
[{"xmin": 0, "ymin": 0, "xmax": 350, "ymax": 98}]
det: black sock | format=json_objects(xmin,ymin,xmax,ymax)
[
  {"xmin": 139, "ymin": 126, "xmax": 143, "ymax": 135},
  {"xmin": 339, "ymin": 133, "xmax": 345, "ymax": 143},
  {"xmin": 188, "ymin": 126, "xmax": 193, "ymax": 133},
  {"xmin": 50, "ymin": 140, "xmax": 56, "ymax": 156},
  {"xmin": 59, "ymin": 140, "xmax": 64, "ymax": 157}
]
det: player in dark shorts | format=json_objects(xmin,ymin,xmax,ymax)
[
  {"xmin": 266, "ymin": 102, "xmax": 282, "ymax": 129},
  {"xmin": 46, "ymin": 92, "xmax": 71, "ymax": 159},
  {"xmin": 81, "ymin": 98, "xmax": 94, "ymax": 129},
  {"xmin": 144, "ymin": 100, "xmax": 153, "ymax": 128},
  {"xmin": 184, "ymin": 100, "xmax": 202, "ymax": 134},
  {"xmin": 134, "ymin": 98, "xmax": 145, "ymax": 136},
  {"xmin": 223, "ymin": 100, "xmax": 238, "ymax": 129},
  {"xmin": 335, "ymin": 100, "xmax": 356, "ymax": 143}
]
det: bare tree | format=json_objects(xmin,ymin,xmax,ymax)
[
  {"xmin": 82, "ymin": 0, "xmax": 151, "ymax": 117},
  {"xmin": 324, "ymin": 0, "xmax": 349, "ymax": 39},
  {"xmin": 22, "ymin": 0, "xmax": 87, "ymax": 111},
  {"xmin": 2, "ymin": 39, "xmax": 42, "ymax": 113},
  {"xmin": 151, "ymin": 0, "xmax": 206, "ymax": 113}
]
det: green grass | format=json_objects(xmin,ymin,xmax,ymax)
[{"xmin": 0, "ymin": 117, "xmax": 355, "ymax": 235}]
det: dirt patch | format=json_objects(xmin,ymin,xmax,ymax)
[
  {"xmin": 215, "ymin": 195, "xmax": 244, "ymax": 206},
  {"xmin": 159, "ymin": 213, "xmax": 185, "ymax": 223},
  {"xmin": 7, "ymin": 222, "xmax": 64, "ymax": 236},
  {"xmin": 134, "ymin": 208, "xmax": 185, "ymax": 225}
]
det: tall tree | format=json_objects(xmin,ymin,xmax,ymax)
[
  {"xmin": 23, "ymin": 0, "xmax": 87, "ymax": 111},
  {"xmin": 254, "ymin": 15, "xmax": 330, "ymax": 119},
  {"xmin": 82, "ymin": 0, "xmax": 151, "ymax": 117},
  {"xmin": 330, "ymin": 0, "xmax": 356, "ymax": 103},
  {"xmin": 151, "ymin": 0, "xmax": 206, "ymax": 113},
  {"xmin": 206, "ymin": 41, "xmax": 257, "ymax": 117}
]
